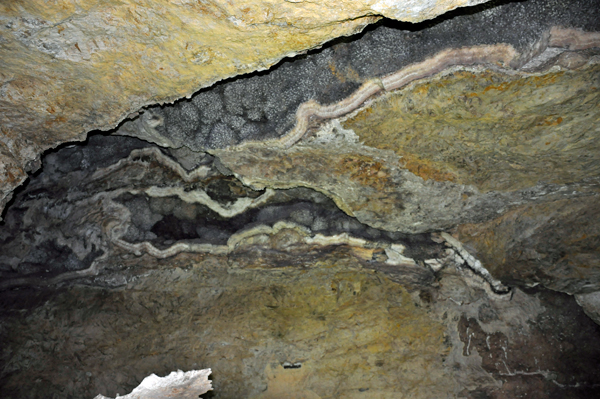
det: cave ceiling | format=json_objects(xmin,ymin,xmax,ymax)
[
  {"xmin": 1, "ymin": 0, "xmax": 600, "ymax": 398},
  {"xmin": 0, "ymin": 0, "xmax": 492, "ymax": 211}
]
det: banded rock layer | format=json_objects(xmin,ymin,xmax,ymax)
[
  {"xmin": 0, "ymin": 0, "xmax": 490, "ymax": 213},
  {"xmin": 1, "ymin": 1, "xmax": 600, "ymax": 398}
]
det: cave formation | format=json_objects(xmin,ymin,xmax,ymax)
[{"xmin": 1, "ymin": 0, "xmax": 600, "ymax": 398}]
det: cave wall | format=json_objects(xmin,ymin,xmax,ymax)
[
  {"xmin": 1, "ymin": 0, "xmax": 600, "ymax": 398},
  {"xmin": 0, "ymin": 0, "xmax": 492, "ymax": 214}
]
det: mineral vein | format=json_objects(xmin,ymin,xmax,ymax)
[
  {"xmin": 441, "ymin": 232, "xmax": 510, "ymax": 295},
  {"xmin": 274, "ymin": 27, "xmax": 600, "ymax": 149},
  {"xmin": 274, "ymin": 44, "xmax": 516, "ymax": 148},
  {"xmin": 91, "ymin": 147, "xmax": 211, "ymax": 183}
]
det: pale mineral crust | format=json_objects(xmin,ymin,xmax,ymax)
[
  {"xmin": 1, "ymin": 1, "xmax": 600, "ymax": 397},
  {"xmin": 576, "ymin": 291, "xmax": 600, "ymax": 325},
  {"xmin": 94, "ymin": 369, "xmax": 212, "ymax": 399}
]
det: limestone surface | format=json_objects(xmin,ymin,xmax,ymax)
[
  {"xmin": 0, "ymin": 134, "xmax": 444, "ymax": 291},
  {"xmin": 344, "ymin": 65, "xmax": 600, "ymax": 193},
  {"xmin": 2, "ymin": 1, "xmax": 600, "ymax": 397},
  {"xmin": 1, "ymin": 248, "xmax": 599, "ymax": 398},
  {"xmin": 0, "ymin": 0, "xmax": 490, "ymax": 215},
  {"xmin": 456, "ymin": 197, "xmax": 600, "ymax": 295}
]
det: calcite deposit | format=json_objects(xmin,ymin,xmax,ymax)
[
  {"xmin": 3, "ymin": 244, "xmax": 600, "ymax": 398},
  {"xmin": 94, "ymin": 369, "xmax": 212, "ymax": 399},
  {"xmin": 1, "ymin": 0, "xmax": 600, "ymax": 398}
]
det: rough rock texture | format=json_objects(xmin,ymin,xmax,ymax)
[
  {"xmin": 1, "ymin": 132, "xmax": 599, "ymax": 397},
  {"xmin": 0, "ymin": 134, "xmax": 445, "ymax": 290},
  {"xmin": 343, "ymin": 65, "xmax": 600, "ymax": 193},
  {"xmin": 212, "ymin": 54, "xmax": 600, "ymax": 294},
  {"xmin": 118, "ymin": 0, "xmax": 600, "ymax": 152},
  {"xmin": 109, "ymin": 0, "xmax": 600, "ymax": 298},
  {"xmin": 455, "ymin": 198, "xmax": 600, "ymax": 295},
  {"xmin": 0, "ymin": 0, "xmax": 490, "ymax": 214},
  {"xmin": 2, "ymin": 247, "xmax": 600, "ymax": 399},
  {"xmin": 2, "ymin": 0, "xmax": 600, "ymax": 397}
]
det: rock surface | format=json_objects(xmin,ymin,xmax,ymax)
[
  {"xmin": 456, "ymin": 198, "xmax": 600, "ymax": 295},
  {"xmin": 0, "ymin": 129, "xmax": 599, "ymax": 397},
  {"xmin": 2, "ymin": 0, "xmax": 600, "ymax": 397},
  {"xmin": 110, "ymin": 0, "xmax": 600, "ymax": 297},
  {"xmin": 2, "ymin": 246, "xmax": 600, "ymax": 398},
  {"xmin": 343, "ymin": 65, "xmax": 600, "ymax": 193},
  {"xmin": 0, "ymin": 0, "xmax": 490, "ymax": 214},
  {"xmin": 93, "ymin": 369, "xmax": 212, "ymax": 399},
  {"xmin": 0, "ymin": 134, "xmax": 445, "ymax": 290}
]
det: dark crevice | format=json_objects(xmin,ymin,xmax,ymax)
[{"xmin": 115, "ymin": 191, "xmax": 446, "ymax": 262}]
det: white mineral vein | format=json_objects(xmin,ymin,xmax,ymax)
[
  {"xmin": 274, "ymin": 27, "xmax": 600, "ymax": 149},
  {"xmin": 4, "ymin": 28, "xmax": 599, "ymax": 290},
  {"xmin": 441, "ymin": 232, "xmax": 509, "ymax": 294},
  {"xmin": 91, "ymin": 147, "xmax": 211, "ymax": 182}
]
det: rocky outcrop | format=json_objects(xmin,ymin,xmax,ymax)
[
  {"xmin": 212, "ymin": 27, "xmax": 600, "ymax": 296},
  {"xmin": 0, "ymin": 135, "xmax": 446, "ymax": 291}
]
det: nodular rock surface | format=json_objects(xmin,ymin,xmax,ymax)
[
  {"xmin": 0, "ymin": 0, "xmax": 491, "ymax": 213},
  {"xmin": 1, "ymin": 0, "xmax": 600, "ymax": 398}
]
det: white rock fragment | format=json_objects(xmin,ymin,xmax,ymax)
[
  {"xmin": 440, "ymin": 232, "xmax": 510, "ymax": 294},
  {"xmin": 305, "ymin": 232, "xmax": 368, "ymax": 247},
  {"xmin": 93, "ymin": 369, "xmax": 212, "ymax": 399},
  {"xmin": 385, "ymin": 243, "xmax": 417, "ymax": 266},
  {"xmin": 371, "ymin": 0, "xmax": 489, "ymax": 23},
  {"xmin": 575, "ymin": 291, "xmax": 600, "ymax": 326},
  {"xmin": 424, "ymin": 258, "xmax": 444, "ymax": 272},
  {"xmin": 312, "ymin": 119, "xmax": 360, "ymax": 144}
]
